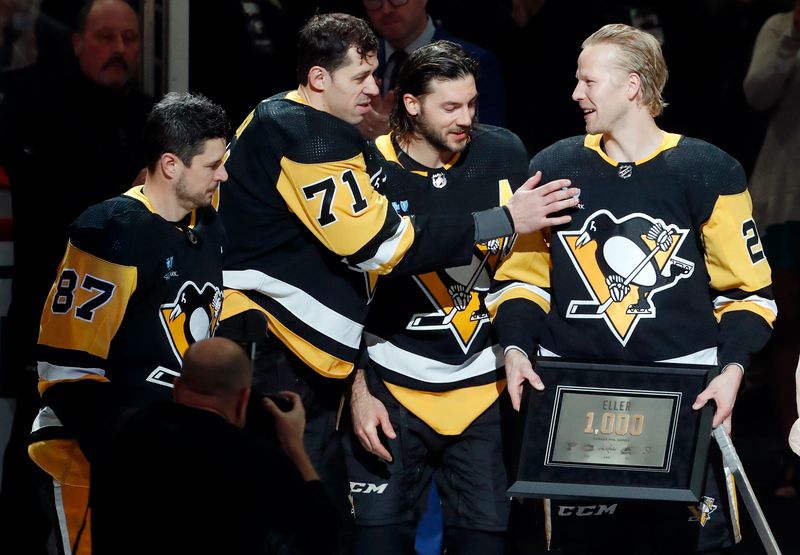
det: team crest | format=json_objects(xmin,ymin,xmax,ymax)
[
  {"xmin": 159, "ymin": 281, "xmax": 223, "ymax": 363},
  {"xmin": 406, "ymin": 237, "xmax": 510, "ymax": 352},
  {"xmin": 559, "ymin": 210, "xmax": 694, "ymax": 345},
  {"xmin": 688, "ymin": 496, "xmax": 718, "ymax": 527}
]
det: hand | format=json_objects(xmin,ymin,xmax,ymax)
[
  {"xmin": 262, "ymin": 391, "xmax": 306, "ymax": 458},
  {"xmin": 506, "ymin": 172, "xmax": 580, "ymax": 234},
  {"xmin": 692, "ymin": 364, "xmax": 744, "ymax": 434},
  {"xmin": 505, "ymin": 349, "xmax": 544, "ymax": 411},
  {"xmin": 357, "ymin": 90, "xmax": 395, "ymax": 140},
  {"xmin": 351, "ymin": 369, "xmax": 396, "ymax": 462}
]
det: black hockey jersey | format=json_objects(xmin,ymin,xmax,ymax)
[
  {"xmin": 365, "ymin": 127, "xmax": 528, "ymax": 434},
  {"xmin": 218, "ymin": 91, "xmax": 475, "ymax": 379},
  {"xmin": 488, "ymin": 133, "xmax": 775, "ymax": 367},
  {"xmin": 31, "ymin": 186, "xmax": 224, "ymax": 482}
]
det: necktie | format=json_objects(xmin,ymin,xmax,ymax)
[{"xmin": 385, "ymin": 49, "xmax": 408, "ymax": 94}]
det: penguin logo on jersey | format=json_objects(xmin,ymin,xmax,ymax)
[
  {"xmin": 559, "ymin": 210, "xmax": 694, "ymax": 345},
  {"xmin": 159, "ymin": 281, "xmax": 223, "ymax": 363},
  {"xmin": 688, "ymin": 496, "xmax": 718, "ymax": 527},
  {"xmin": 406, "ymin": 237, "xmax": 509, "ymax": 352}
]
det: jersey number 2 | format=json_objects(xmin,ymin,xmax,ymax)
[
  {"xmin": 302, "ymin": 169, "xmax": 368, "ymax": 226},
  {"xmin": 741, "ymin": 219, "xmax": 765, "ymax": 264},
  {"xmin": 51, "ymin": 269, "xmax": 116, "ymax": 321}
]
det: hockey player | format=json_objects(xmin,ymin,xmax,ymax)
[
  {"xmin": 488, "ymin": 24, "xmax": 777, "ymax": 553},
  {"xmin": 345, "ymin": 41, "xmax": 528, "ymax": 554},
  {"xmin": 29, "ymin": 93, "xmax": 229, "ymax": 555},
  {"xmin": 216, "ymin": 11, "xmax": 578, "ymax": 510}
]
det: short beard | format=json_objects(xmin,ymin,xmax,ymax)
[
  {"xmin": 415, "ymin": 108, "xmax": 471, "ymax": 154},
  {"xmin": 175, "ymin": 175, "xmax": 211, "ymax": 212}
]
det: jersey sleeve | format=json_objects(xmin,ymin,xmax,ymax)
[
  {"xmin": 232, "ymin": 101, "xmax": 477, "ymax": 276},
  {"xmin": 37, "ymin": 230, "xmax": 138, "ymax": 390},
  {"xmin": 35, "ymin": 223, "xmax": 139, "ymax": 463},
  {"xmin": 486, "ymin": 230, "xmax": 551, "ymax": 356},
  {"xmin": 701, "ymin": 187, "xmax": 776, "ymax": 369}
]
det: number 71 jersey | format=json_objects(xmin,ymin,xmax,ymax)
[{"xmin": 218, "ymin": 92, "xmax": 474, "ymax": 379}]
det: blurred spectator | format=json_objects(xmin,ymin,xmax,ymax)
[
  {"xmin": 358, "ymin": 0, "xmax": 506, "ymax": 139},
  {"xmin": 0, "ymin": 0, "xmax": 40, "ymax": 70},
  {"xmin": 0, "ymin": 1, "xmax": 153, "ymax": 552},
  {"xmin": 743, "ymin": 0, "xmax": 800, "ymax": 498},
  {"xmin": 91, "ymin": 337, "xmax": 339, "ymax": 555}
]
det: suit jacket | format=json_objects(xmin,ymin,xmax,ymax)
[{"xmin": 376, "ymin": 26, "xmax": 506, "ymax": 126}]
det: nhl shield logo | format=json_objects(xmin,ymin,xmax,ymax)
[
  {"xmin": 431, "ymin": 172, "xmax": 447, "ymax": 188},
  {"xmin": 617, "ymin": 164, "xmax": 633, "ymax": 179}
]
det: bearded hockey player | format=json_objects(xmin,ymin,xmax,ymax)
[{"xmin": 346, "ymin": 41, "xmax": 531, "ymax": 554}]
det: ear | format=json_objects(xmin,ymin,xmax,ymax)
[
  {"xmin": 403, "ymin": 93, "xmax": 420, "ymax": 117},
  {"xmin": 234, "ymin": 387, "xmax": 251, "ymax": 428},
  {"xmin": 307, "ymin": 65, "xmax": 328, "ymax": 92},
  {"xmin": 626, "ymin": 72, "xmax": 642, "ymax": 102},
  {"xmin": 158, "ymin": 152, "xmax": 181, "ymax": 180},
  {"xmin": 72, "ymin": 33, "xmax": 82, "ymax": 57}
]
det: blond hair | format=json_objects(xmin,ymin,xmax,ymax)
[{"xmin": 583, "ymin": 23, "xmax": 668, "ymax": 116}]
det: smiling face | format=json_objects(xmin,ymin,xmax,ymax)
[
  {"xmin": 408, "ymin": 75, "xmax": 476, "ymax": 154},
  {"xmin": 174, "ymin": 138, "xmax": 228, "ymax": 211},
  {"xmin": 572, "ymin": 43, "xmax": 633, "ymax": 136},
  {"xmin": 322, "ymin": 47, "xmax": 380, "ymax": 124}
]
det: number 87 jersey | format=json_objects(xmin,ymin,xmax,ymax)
[{"xmin": 36, "ymin": 187, "xmax": 224, "ymax": 407}]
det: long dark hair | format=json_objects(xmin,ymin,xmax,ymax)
[{"xmin": 390, "ymin": 40, "xmax": 479, "ymax": 143}]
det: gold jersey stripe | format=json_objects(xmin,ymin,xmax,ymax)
[
  {"xmin": 702, "ymin": 190, "xmax": 772, "ymax": 294},
  {"xmin": 384, "ymin": 379, "xmax": 505, "ymax": 435}
]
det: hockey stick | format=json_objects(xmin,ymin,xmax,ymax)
[
  {"xmin": 568, "ymin": 239, "xmax": 662, "ymax": 317},
  {"xmin": 713, "ymin": 427, "xmax": 782, "ymax": 555},
  {"xmin": 409, "ymin": 251, "xmax": 491, "ymax": 328}
]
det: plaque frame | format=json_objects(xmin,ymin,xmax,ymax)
[{"xmin": 508, "ymin": 357, "xmax": 718, "ymax": 503}]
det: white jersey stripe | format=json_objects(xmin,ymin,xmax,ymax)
[
  {"xmin": 349, "ymin": 216, "xmax": 412, "ymax": 272},
  {"xmin": 539, "ymin": 345, "xmax": 719, "ymax": 366},
  {"xmin": 365, "ymin": 332, "xmax": 503, "ymax": 384},
  {"xmin": 223, "ymin": 269, "xmax": 363, "ymax": 349},
  {"xmin": 713, "ymin": 294, "xmax": 777, "ymax": 315},
  {"xmin": 37, "ymin": 362, "xmax": 105, "ymax": 381},
  {"xmin": 485, "ymin": 282, "xmax": 550, "ymax": 309}
]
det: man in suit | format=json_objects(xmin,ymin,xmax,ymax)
[{"xmin": 358, "ymin": 0, "xmax": 506, "ymax": 138}]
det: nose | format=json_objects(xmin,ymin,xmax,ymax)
[
  {"xmin": 364, "ymin": 74, "xmax": 380, "ymax": 97},
  {"xmin": 113, "ymin": 33, "xmax": 126, "ymax": 53},
  {"xmin": 379, "ymin": 1, "xmax": 395, "ymax": 15},
  {"xmin": 455, "ymin": 106, "xmax": 473, "ymax": 127},
  {"xmin": 572, "ymin": 82, "xmax": 584, "ymax": 102},
  {"xmin": 214, "ymin": 164, "xmax": 229, "ymax": 183}
]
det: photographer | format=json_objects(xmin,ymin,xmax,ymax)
[{"xmin": 91, "ymin": 337, "xmax": 340, "ymax": 555}]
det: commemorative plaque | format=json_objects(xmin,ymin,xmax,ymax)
[{"xmin": 508, "ymin": 358, "xmax": 717, "ymax": 503}]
